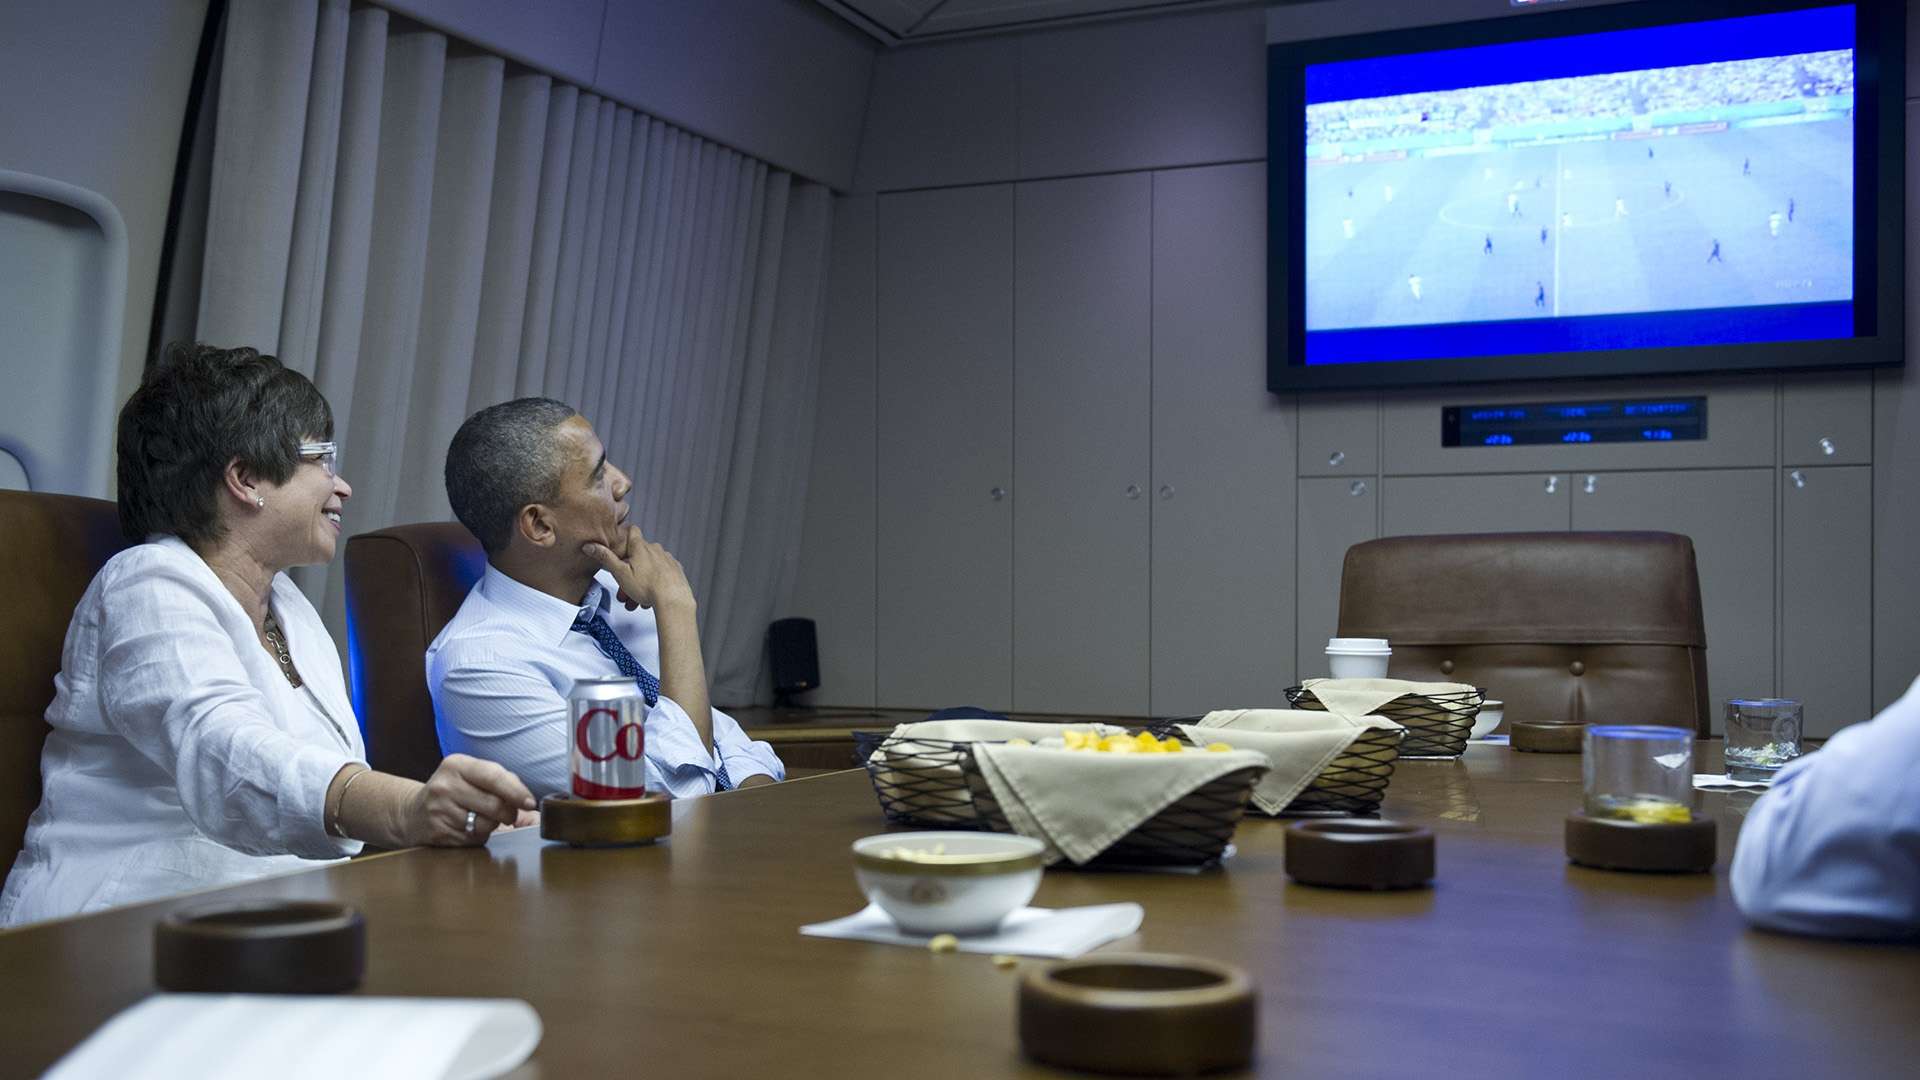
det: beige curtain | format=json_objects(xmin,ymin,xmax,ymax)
[{"xmin": 193, "ymin": 0, "xmax": 833, "ymax": 705}]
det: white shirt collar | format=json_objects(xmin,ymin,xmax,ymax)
[{"xmin": 477, "ymin": 563, "xmax": 610, "ymax": 647}]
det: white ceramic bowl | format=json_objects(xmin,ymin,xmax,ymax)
[
  {"xmin": 1471, "ymin": 699, "xmax": 1505, "ymax": 740},
  {"xmin": 852, "ymin": 831, "xmax": 1045, "ymax": 935}
]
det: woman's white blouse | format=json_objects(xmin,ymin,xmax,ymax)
[{"xmin": 0, "ymin": 537, "xmax": 363, "ymax": 926}]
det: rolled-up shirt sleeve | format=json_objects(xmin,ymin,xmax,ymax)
[
  {"xmin": 1730, "ymin": 677, "xmax": 1920, "ymax": 940},
  {"xmin": 94, "ymin": 561, "xmax": 354, "ymax": 860},
  {"xmin": 714, "ymin": 707, "xmax": 787, "ymax": 784}
]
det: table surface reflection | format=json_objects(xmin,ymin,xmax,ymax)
[{"xmin": 2, "ymin": 743, "xmax": 1915, "ymax": 1078}]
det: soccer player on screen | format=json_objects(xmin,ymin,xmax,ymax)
[
  {"xmin": 1535, "ymin": 282, "xmax": 1546, "ymax": 309},
  {"xmin": 1408, "ymin": 274, "xmax": 1423, "ymax": 301},
  {"xmin": 1708, "ymin": 239, "xmax": 1724, "ymax": 263},
  {"xmin": 1484, "ymin": 235, "xmax": 1494, "ymax": 255},
  {"xmin": 1769, "ymin": 211, "xmax": 1783, "ymax": 237},
  {"xmin": 1789, "ymin": 197, "xmax": 1796, "ymax": 222}
]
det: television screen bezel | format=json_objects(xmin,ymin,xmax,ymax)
[{"xmin": 1267, "ymin": 0, "xmax": 1905, "ymax": 394}]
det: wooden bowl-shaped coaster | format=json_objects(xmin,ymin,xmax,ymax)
[
  {"xmin": 154, "ymin": 900, "xmax": 364, "ymax": 994},
  {"xmin": 1565, "ymin": 812, "xmax": 1717, "ymax": 873},
  {"xmin": 1020, "ymin": 953, "xmax": 1256, "ymax": 1076},
  {"xmin": 1511, "ymin": 721, "xmax": 1584, "ymax": 754},
  {"xmin": 1284, "ymin": 819, "xmax": 1435, "ymax": 890},
  {"xmin": 541, "ymin": 792, "xmax": 672, "ymax": 847}
]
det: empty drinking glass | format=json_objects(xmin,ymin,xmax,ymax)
[{"xmin": 1723, "ymin": 699, "xmax": 1802, "ymax": 782}]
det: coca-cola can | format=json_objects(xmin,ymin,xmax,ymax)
[{"xmin": 569, "ymin": 676, "xmax": 647, "ymax": 799}]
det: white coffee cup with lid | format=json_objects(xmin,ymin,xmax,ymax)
[{"xmin": 1325, "ymin": 637, "xmax": 1391, "ymax": 679}]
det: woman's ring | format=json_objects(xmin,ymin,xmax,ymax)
[{"xmin": 464, "ymin": 810, "xmax": 477, "ymax": 834}]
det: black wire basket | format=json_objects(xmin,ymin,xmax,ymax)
[
  {"xmin": 852, "ymin": 730, "xmax": 990, "ymax": 828},
  {"xmin": 1149, "ymin": 720, "xmax": 1405, "ymax": 817},
  {"xmin": 958, "ymin": 747, "xmax": 1263, "ymax": 869},
  {"xmin": 1284, "ymin": 685, "xmax": 1485, "ymax": 759}
]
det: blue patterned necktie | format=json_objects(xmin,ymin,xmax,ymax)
[{"xmin": 569, "ymin": 609, "xmax": 732, "ymax": 790}]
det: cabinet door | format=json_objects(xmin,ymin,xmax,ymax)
[
  {"xmin": 1013, "ymin": 173, "xmax": 1153, "ymax": 715},
  {"xmin": 1298, "ymin": 397, "xmax": 1378, "ymax": 477},
  {"xmin": 875, "ymin": 187, "xmax": 1014, "ymax": 710},
  {"xmin": 1150, "ymin": 163, "xmax": 1296, "ymax": 716},
  {"xmin": 1297, "ymin": 476, "xmax": 1378, "ymax": 681},
  {"xmin": 1780, "ymin": 466, "xmax": 1872, "ymax": 736},
  {"xmin": 1573, "ymin": 469, "xmax": 1775, "ymax": 731},
  {"xmin": 1781, "ymin": 373, "xmax": 1872, "ymax": 466},
  {"xmin": 1382, "ymin": 473, "xmax": 1570, "ymax": 537}
]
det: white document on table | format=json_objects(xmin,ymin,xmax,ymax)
[{"xmin": 45, "ymin": 995, "xmax": 541, "ymax": 1080}]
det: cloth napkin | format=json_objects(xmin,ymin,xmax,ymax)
[
  {"xmin": 1182, "ymin": 709, "xmax": 1404, "ymax": 816},
  {"xmin": 1300, "ymin": 677, "xmax": 1480, "ymax": 718},
  {"xmin": 969, "ymin": 743, "xmax": 1269, "ymax": 865},
  {"xmin": 801, "ymin": 902, "xmax": 1144, "ymax": 958},
  {"xmin": 46, "ymin": 995, "xmax": 541, "ymax": 1080},
  {"xmin": 865, "ymin": 720, "xmax": 1131, "ymax": 823}
]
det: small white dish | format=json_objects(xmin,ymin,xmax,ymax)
[
  {"xmin": 852, "ymin": 831, "xmax": 1045, "ymax": 935},
  {"xmin": 1471, "ymin": 699, "xmax": 1505, "ymax": 740}
]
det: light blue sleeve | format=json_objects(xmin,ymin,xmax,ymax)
[
  {"xmin": 712, "ymin": 706, "xmax": 788, "ymax": 783},
  {"xmin": 1729, "ymin": 676, "xmax": 1920, "ymax": 940}
]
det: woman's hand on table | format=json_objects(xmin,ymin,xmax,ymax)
[{"xmin": 406, "ymin": 755, "xmax": 538, "ymax": 847}]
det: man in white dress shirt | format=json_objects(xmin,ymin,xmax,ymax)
[
  {"xmin": 1730, "ymin": 674, "xmax": 1919, "ymax": 940},
  {"xmin": 427, "ymin": 398, "xmax": 784, "ymax": 798}
]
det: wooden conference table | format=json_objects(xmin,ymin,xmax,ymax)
[{"xmin": 2, "ymin": 744, "xmax": 1915, "ymax": 1078}]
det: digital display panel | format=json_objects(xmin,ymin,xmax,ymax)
[{"xmin": 1442, "ymin": 397, "xmax": 1708, "ymax": 445}]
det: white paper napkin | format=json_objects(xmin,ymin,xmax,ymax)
[
  {"xmin": 1694, "ymin": 773, "xmax": 1773, "ymax": 790},
  {"xmin": 46, "ymin": 995, "xmax": 541, "ymax": 1080},
  {"xmin": 800, "ymin": 902, "xmax": 1144, "ymax": 958}
]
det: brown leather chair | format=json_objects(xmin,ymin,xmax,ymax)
[
  {"xmin": 343, "ymin": 523, "xmax": 488, "ymax": 781},
  {"xmin": 0, "ymin": 492, "xmax": 130, "ymax": 873},
  {"xmin": 1337, "ymin": 532, "xmax": 1710, "ymax": 736}
]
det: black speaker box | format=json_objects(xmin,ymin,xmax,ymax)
[{"xmin": 768, "ymin": 617, "xmax": 819, "ymax": 698}]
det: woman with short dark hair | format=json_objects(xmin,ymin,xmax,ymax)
[{"xmin": 0, "ymin": 343, "xmax": 536, "ymax": 926}]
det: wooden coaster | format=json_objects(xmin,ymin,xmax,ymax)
[
  {"xmin": 541, "ymin": 792, "xmax": 672, "ymax": 847},
  {"xmin": 1020, "ymin": 953, "xmax": 1256, "ymax": 1076},
  {"xmin": 1284, "ymin": 819, "xmax": 1435, "ymax": 890},
  {"xmin": 154, "ymin": 900, "xmax": 364, "ymax": 994},
  {"xmin": 1565, "ymin": 812, "xmax": 1717, "ymax": 873},
  {"xmin": 1511, "ymin": 721, "xmax": 1585, "ymax": 754}
]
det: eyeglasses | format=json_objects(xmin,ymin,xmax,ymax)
[{"xmin": 297, "ymin": 441, "xmax": 339, "ymax": 477}]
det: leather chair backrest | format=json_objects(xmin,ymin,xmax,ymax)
[
  {"xmin": 0, "ymin": 492, "xmax": 129, "ymax": 872},
  {"xmin": 1337, "ymin": 532, "xmax": 1710, "ymax": 735},
  {"xmin": 343, "ymin": 523, "xmax": 487, "ymax": 781}
]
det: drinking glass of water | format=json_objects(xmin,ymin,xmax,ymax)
[{"xmin": 1723, "ymin": 699, "xmax": 1803, "ymax": 782}]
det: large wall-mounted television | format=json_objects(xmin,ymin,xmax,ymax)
[{"xmin": 1267, "ymin": 0, "xmax": 1904, "ymax": 393}]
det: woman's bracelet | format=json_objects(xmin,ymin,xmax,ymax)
[{"xmin": 328, "ymin": 765, "xmax": 372, "ymax": 839}]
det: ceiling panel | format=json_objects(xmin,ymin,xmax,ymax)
[{"xmin": 817, "ymin": 0, "xmax": 1257, "ymax": 45}]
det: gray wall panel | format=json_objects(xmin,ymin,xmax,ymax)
[
  {"xmin": 1782, "ymin": 373, "xmax": 1873, "ymax": 466},
  {"xmin": 1297, "ymin": 476, "xmax": 1378, "ymax": 680},
  {"xmin": 1781, "ymin": 465, "xmax": 1873, "ymax": 736},
  {"xmin": 855, "ymin": 38, "xmax": 1018, "ymax": 192},
  {"xmin": 875, "ymin": 186, "xmax": 1015, "ymax": 709},
  {"xmin": 793, "ymin": 195, "xmax": 877, "ymax": 706},
  {"xmin": 1012, "ymin": 173, "xmax": 1153, "ymax": 715},
  {"xmin": 1016, "ymin": 7, "xmax": 1265, "ymax": 180},
  {"xmin": 1382, "ymin": 473, "xmax": 1571, "ymax": 537},
  {"xmin": 1298, "ymin": 396, "xmax": 1379, "ymax": 477},
  {"xmin": 1150, "ymin": 163, "xmax": 1298, "ymax": 716}
]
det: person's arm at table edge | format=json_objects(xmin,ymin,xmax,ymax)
[{"xmin": 1730, "ymin": 678, "xmax": 1920, "ymax": 940}]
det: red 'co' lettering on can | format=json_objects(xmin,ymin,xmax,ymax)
[{"xmin": 569, "ymin": 676, "xmax": 647, "ymax": 799}]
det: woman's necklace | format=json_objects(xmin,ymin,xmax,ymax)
[{"xmin": 263, "ymin": 612, "xmax": 303, "ymax": 688}]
